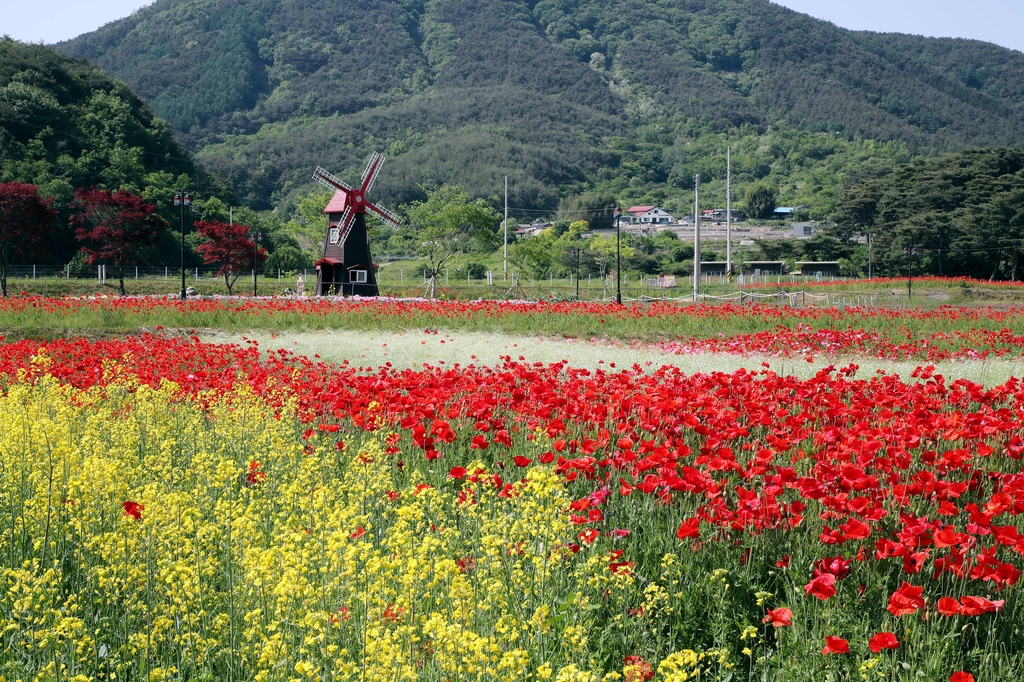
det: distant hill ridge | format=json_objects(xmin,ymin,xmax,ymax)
[{"xmin": 55, "ymin": 0, "xmax": 1024, "ymax": 210}]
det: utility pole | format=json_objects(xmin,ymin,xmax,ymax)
[
  {"xmin": 174, "ymin": 191, "xmax": 192, "ymax": 300},
  {"xmin": 503, "ymin": 176, "xmax": 509, "ymax": 280},
  {"xmin": 903, "ymin": 247, "xmax": 916, "ymax": 299},
  {"xmin": 693, "ymin": 175, "xmax": 701, "ymax": 301},
  {"xmin": 726, "ymin": 147, "xmax": 732, "ymax": 277},
  {"xmin": 614, "ymin": 207, "xmax": 622, "ymax": 304},
  {"xmin": 252, "ymin": 231, "xmax": 262, "ymax": 296},
  {"xmin": 868, "ymin": 233, "xmax": 873, "ymax": 278},
  {"xmin": 575, "ymin": 245, "xmax": 580, "ymax": 300}
]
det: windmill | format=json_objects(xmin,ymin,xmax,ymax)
[{"xmin": 311, "ymin": 152, "xmax": 401, "ymax": 296}]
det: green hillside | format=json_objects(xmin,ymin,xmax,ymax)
[
  {"xmin": 54, "ymin": 0, "xmax": 1024, "ymax": 213},
  {"xmin": 0, "ymin": 37, "xmax": 232, "ymax": 264},
  {"xmin": 0, "ymin": 38, "xmax": 223, "ymax": 198}
]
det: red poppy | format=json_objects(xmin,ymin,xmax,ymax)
[
  {"xmin": 804, "ymin": 574, "xmax": 837, "ymax": 600},
  {"xmin": 813, "ymin": 556, "xmax": 851, "ymax": 580},
  {"xmin": 887, "ymin": 582, "xmax": 925, "ymax": 617},
  {"xmin": 623, "ymin": 655, "xmax": 654, "ymax": 682},
  {"xmin": 609, "ymin": 561, "xmax": 635, "ymax": 576},
  {"xmin": 382, "ymin": 605, "xmax": 405, "ymax": 623},
  {"xmin": 349, "ymin": 526, "xmax": 365, "ymax": 539},
  {"xmin": 513, "ymin": 456, "xmax": 532, "ymax": 467},
  {"xmin": 676, "ymin": 518, "xmax": 700, "ymax": 539},
  {"xmin": 868, "ymin": 632, "xmax": 900, "ymax": 653},
  {"xmin": 448, "ymin": 466, "xmax": 467, "ymax": 479},
  {"xmin": 761, "ymin": 607, "xmax": 793, "ymax": 627},
  {"xmin": 821, "ymin": 636, "xmax": 850, "ymax": 655},
  {"xmin": 959, "ymin": 596, "xmax": 1004, "ymax": 616},
  {"xmin": 949, "ymin": 673, "xmax": 974, "ymax": 682},
  {"xmin": 122, "ymin": 500, "xmax": 143, "ymax": 520},
  {"xmin": 246, "ymin": 460, "xmax": 267, "ymax": 486},
  {"xmin": 936, "ymin": 596, "xmax": 963, "ymax": 616}
]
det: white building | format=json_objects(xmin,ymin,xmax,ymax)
[{"xmin": 626, "ymin": 206, "xmax": 675, "ymax": 225}]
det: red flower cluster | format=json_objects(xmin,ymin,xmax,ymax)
[{"xmin": 3, "ymin": 331, "xmax": 1023, "ymax": 680}]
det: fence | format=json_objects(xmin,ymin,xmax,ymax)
[{"xmin": 0, "ymin": 265, "xmax": 928, "ymax": 307}]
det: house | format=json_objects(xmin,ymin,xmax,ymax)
[
  {"xmin": 626, "ymin": 206, "xmax": 654, "ymax": 224},
  {"xmin": 701, "ymin": 209, "xmax": 744, "ymax": 222},
  {"xmin": 793, "ymin": 222, "xmax": 815, "ymax": 237},
  {"xmin": 699, "ymin": 261, "xmax": 729, "ymax": 275},
  {"xmin": 773, "ymin": 206, "xmax": 808, "ymax": 220},
  {"xmin": 794, "ymin": 261, "xmax": 841, "ymax": 277},
  {"xmin": 627, "ymin": 206, "xmax": 675, "ymax": 225},
  {"xmin": 742, "ymin": 260, "xmax": 787, "ymax": 275}
]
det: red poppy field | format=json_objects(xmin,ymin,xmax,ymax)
[
  {"xmin": 6, "ymin": 295, "xmax": 1024, "ymax": 363},
  {"xmin": 0, "ymin": 325, "xmax": 1019, "ymax": 682}
]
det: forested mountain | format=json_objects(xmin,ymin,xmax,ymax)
[
  {"xmin": 825, "ymin": 147, "xmax": 1024, "ymax": 280},
  {"xmin": 0, "ymin": 38, "xmax": 223, "ymax": 204},
  {"xmin": 53, "ymin": 0, "xmax": 1024, "ymax": 213},
  {"xmin": 0, "ymin": 38, "xmax": 232, "ymax": 265}
]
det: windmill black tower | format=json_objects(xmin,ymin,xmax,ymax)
[{"xmin": 311, "ymin": 152, "xmax": 402, "ymax": 296}]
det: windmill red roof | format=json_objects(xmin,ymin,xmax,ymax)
[{"xmin": 324, "ymin": 190, "xmax": 349, "ymax": 214}]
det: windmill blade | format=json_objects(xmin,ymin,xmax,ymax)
[
  {"xmin": 360, "ymin": 151, "xmax": 385, "ymax": 195},
  {"xmin": 312, "ymin": 166, "xmax": 353, "ymax": 192},
  {"xmin": 336, "ymin": 208, "xmax": 357, "ymax": 247},
  {"xmin": 328, "ymin": 207, "xmax": 353, "ymax": 244},
  {"xmin": 366, "ymin": 201, "xmax": 402, "ymax": 229}
]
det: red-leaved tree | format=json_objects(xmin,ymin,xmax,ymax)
[
  {"xmin": 70, "ymin": 187, "xmax": 167, "ymax": 296},
  {"xmin": 0, "ymin": 182, "xmax": 57, "ymax": 297},
  {"xmin": 194, "ymin": 220, "xmax": 266, "ymax": 295}
]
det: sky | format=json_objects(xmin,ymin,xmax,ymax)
[{"xmin": 2, "ymin": 0, "xmax": 1023, "ymax": 53}]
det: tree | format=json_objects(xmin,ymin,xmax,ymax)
[
  {"xmin": 264, "ymin": 246, "xmax": 312, "ymax": 276},
  {"xmin": 0, "ymin": 182, "xmax": 57, "ymax": 297},
  {"xmin": 745, "ymin": 182, "xmax": 779, "ymax": 220},
  {"xmin": 406, "ymin": 185, "xmax": 499, "ymax": 298},
  {"xmin": 558, "ymin": 193, "xmax": 619, "ymax": 231},
  {"xmin": 194, "ymin": 220, "xmax": 267, "ymax": 295},
  {"xmin": 287, "ymin": 188, "xmax": 333, "ymax": 255},
  {"xmin": 509, "ymin": 229, "xmax": 559, "ymax": 280},
  {"xmin": 70, "ymin": 188, "xmax": 167, "ymax": 295}
]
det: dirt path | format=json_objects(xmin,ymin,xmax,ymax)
[{"xmin": 201, "ymin": 329, "xmax": 1024, "ymax": 386}]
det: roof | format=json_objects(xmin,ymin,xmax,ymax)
[
  {"xmin": 773, "ymin": 207, "xmax": 796, "ymax": 214},
  {"xmin": 315, "ymin": 257, "xmax": 343, "ymax": 266},
  {"xmin": 324, "ymin": 190, "xmax": 349, "ymax": 214},
  {"xmin": 743, "ymin": 261, "xmax": 787, "ymax": 265},
  {"xmin": 795, "ymin": 261, "xmax": 840, "ymax": 266},
  {"xmin": 627, "ymin": 205, "xmax": 655, "ymax": 214}
]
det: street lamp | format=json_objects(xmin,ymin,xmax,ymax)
[
  {"xmin": 903, "ymin": 247, "xmax": 917, "ymax": 300},
  {"xmin": 252, "ymin": 231, "xmax": 262, "ymax": 296},
  {"xmin": 613, "ymin": 207, "xmax": 622, "ymax": 305},
  {"xmin": 174, "ymin": 192, "xmax": 192, "ymax": 300}
]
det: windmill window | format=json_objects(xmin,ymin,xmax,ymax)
[
  {"xmin": 351, "ymin": 269, "xmax": 367, "ymax": 283},
  {"xmin": 329, "ymin": 227, "xmax": 340, "ymax": 244}
]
